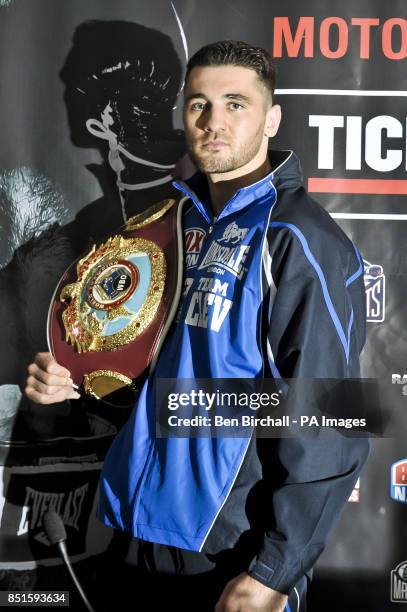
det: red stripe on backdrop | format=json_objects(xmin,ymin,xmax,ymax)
[{"xmin": 308, "ymin": 178, "xmax": 407, "ymax": 194}]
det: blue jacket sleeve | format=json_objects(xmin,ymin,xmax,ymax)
[{"xmin": 247, "ymin": 223, "xmax": 370, "ymax": 594}]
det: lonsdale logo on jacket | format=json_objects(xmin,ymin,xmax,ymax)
[
  {"xmin": 198, "ymin": 241, "xmax": 250, "ymax": 278},
  {"xmin": 198, "ymin": 221, "xmax": 250, "ymax": 279}
]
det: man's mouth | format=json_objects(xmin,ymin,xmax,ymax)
[{"xmin": 202, "ymin": 140, "xmax": 228, "ymax": 150}]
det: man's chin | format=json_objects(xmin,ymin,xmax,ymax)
[
  {"xmin": 198, "ymin": 163, "xmax": 230, "ymax": 173},
  {"xmin": 192, "ymin": 154, "xmax": 235, "ymax": 174}
]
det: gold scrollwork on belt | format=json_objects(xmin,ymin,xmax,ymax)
[
  {"xmin": 124, "ymin": 198, "xmax": 176, "ymax": 231},
  {"xmin": 83, "ymin": 370, "xmax": 137, "ymax": 400},
  {"xmin": 60, "ymin": 235, "xmax": 165, "ymax": 353}
]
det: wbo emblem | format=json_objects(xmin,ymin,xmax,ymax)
[
  {"xmin": 60, "ymin": 235, "xmax": 165, "ymax": 353},
  {"xmin": 364, "ymin": 259, "xmax": 385, "ymax": 323},
  {"xmin": 87, "ymin": 260, "xmax": 139, "ymax": 310}
]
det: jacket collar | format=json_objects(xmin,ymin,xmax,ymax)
[{"xmin": 172, "ymin": 149, "xmax": 302, "ymax": 222}]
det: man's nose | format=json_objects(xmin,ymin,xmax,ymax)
[{"xmin": 198, "ymin": 106, "xmax": 226, "ymax": 133}]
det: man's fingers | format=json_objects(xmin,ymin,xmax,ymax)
[
  {"xmin": 25, "ymin": 385, "xmax": 65, "ymax": 405},
  {"xmin": 67, "ymin": 389, "xmax": 81, "ymax": 400},
  {"xmin": 33, "ymin": 352, "xmax": 71, "ymax": 378},
  {"xmin": 25, "ymin": 353, "xmax": 79, "ymax": 405},
  {"xmin": 25, "ymin": 383, "xmax": 80, "ymax": 405},
  {"xmin": 27, "ymin": 363, "xmax": 72, "ymax": 388},
  {"xmin": 26, "ymin": 376, "xmax": 67, "ymax": 397}
]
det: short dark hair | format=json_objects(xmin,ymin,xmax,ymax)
[{"xmin": 185, "ymin": 40, "xmax": 276, "ymax": 102}]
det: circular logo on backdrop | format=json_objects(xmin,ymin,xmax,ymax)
[{"xmin": 87, "ymin": 260, "xmax": 139, "ymax": 310}]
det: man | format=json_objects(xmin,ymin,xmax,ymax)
[{"xmin": 26, "ymin": 41, "xmax": 369, "ymax": 611}]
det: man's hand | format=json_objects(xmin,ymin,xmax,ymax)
[
  {"xmin": 25, "ymin": 352, "xmax": 80, "ymax": 404},
  {"xmin": 214, "ymin": 572, "xmax": 288, "ymax": 612}
]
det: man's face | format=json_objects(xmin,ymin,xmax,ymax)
[{"xmin": 183, "ymin": 65, "xmax": 280, "ymax": 175}]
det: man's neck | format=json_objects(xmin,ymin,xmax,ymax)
[{"xmin": 206, "ymin": 156, "xmax": 272, "ymax": 219}]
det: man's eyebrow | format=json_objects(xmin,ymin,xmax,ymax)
[
  {"xmin": 184, "ymin": 93, "xmax": 207, "ymax": 103},
  {"xmin": 184, "ymin": 92, "xmax": 252, "ymax": 103},
  {"xmin": 224, "ymin": 93, "xmax": 252, "ymax": 103}
]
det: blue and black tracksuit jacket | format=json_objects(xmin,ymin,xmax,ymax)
[{"xmin": 98, "ymin": 150, "xmax": 370, "ymax": 594}]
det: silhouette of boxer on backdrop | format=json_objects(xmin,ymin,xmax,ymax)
[
  {"xmin": 0, "ymin": 20, "xmax": 186, "ymax": 596},
  {"xmin": 0, "ymin": 21, "xmax": 185, "ymax": 417}
]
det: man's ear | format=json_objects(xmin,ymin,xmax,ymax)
[{"xmin": 264, "ymin": 104, "xmax": 281, "ymax": 138}]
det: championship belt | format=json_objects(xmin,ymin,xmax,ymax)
[{"xmin": 47, "ymin": 198, "xmax": 186, "ymax": 405}]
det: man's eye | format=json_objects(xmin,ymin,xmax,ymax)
[
  {"xmin": 229, "ymin": 102, "xmax": 243, "ymax": 111},
  {"xmin": 190, "ymin": 102, "xmax": 206, "ymax": 111}
]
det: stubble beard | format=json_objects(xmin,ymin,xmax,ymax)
[{"xmin": 187, "ymin": 124, "xmax": 265, "ymax": 174}]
